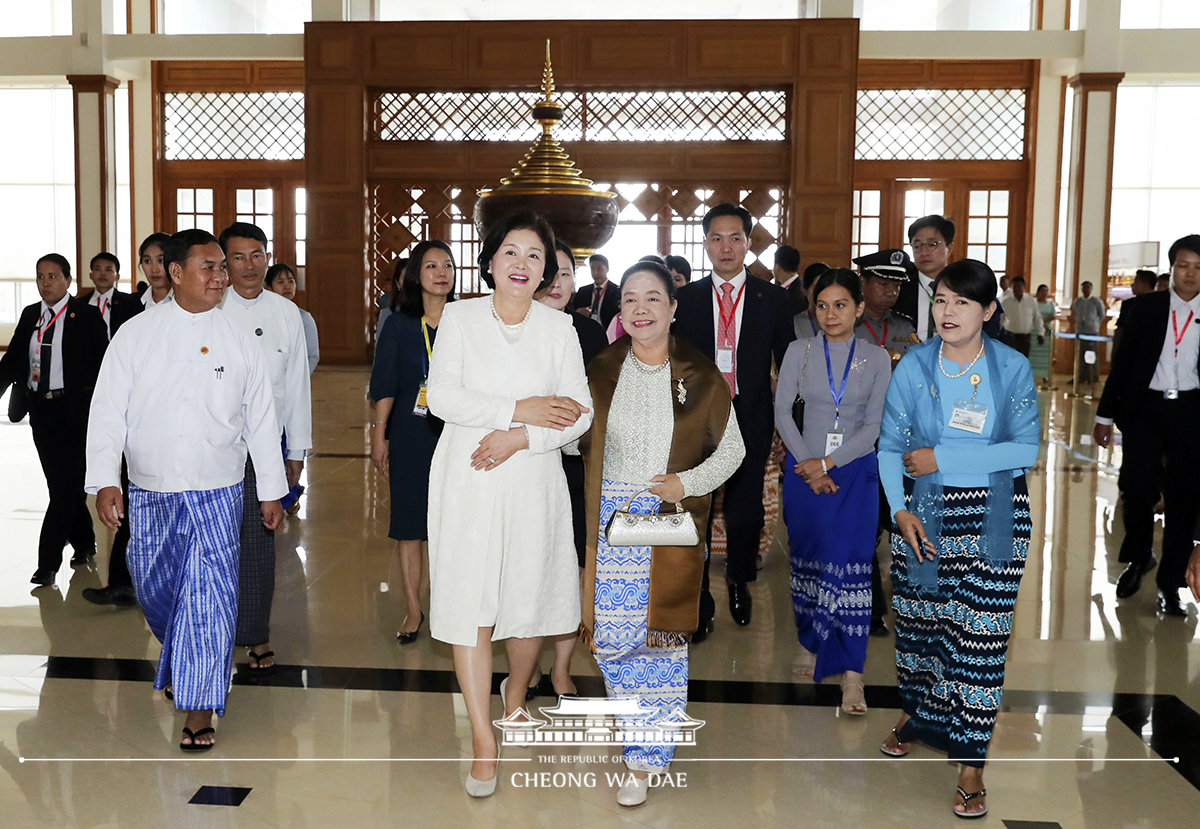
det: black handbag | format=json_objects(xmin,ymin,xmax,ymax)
[{"xmin": 791, "ymin": 340, "xmax": 810, "ymax": 435}]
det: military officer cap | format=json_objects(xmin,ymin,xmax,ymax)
[{"xmin": 853, "ymin": 249, "xmax": 913, "ymax": 282}]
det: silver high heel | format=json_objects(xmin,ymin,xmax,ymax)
[{"xmin": 465, "ymin": 743, "xmax": 501, "ymax": 797}]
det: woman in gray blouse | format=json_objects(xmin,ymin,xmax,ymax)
[{"xmin": 774, "ymin": 268, "xmax": 891, "ymax": 715}]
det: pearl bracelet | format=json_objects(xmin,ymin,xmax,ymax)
[{"xmin": 820, "ymin": 458, "xmax": 828, "ymax": 476}]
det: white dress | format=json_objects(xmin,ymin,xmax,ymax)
[{"xmin": 425, "ymin": 297, "xmax": 594, "ymax": 646}]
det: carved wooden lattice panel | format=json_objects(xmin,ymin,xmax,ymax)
[
  {"xmin": 164, "ymin": 92, "xmax": 305, "ymax": 160},
  {"xmin": 373, "ymin": 90, "xmax": 786, "ymax": 142},
  {"xmin": 856, "ymin": 89, "xmax": 1025, "ymax": 161},
  {"xmin": 371, "ymin": 182, "xmax": 785, "ymax": 296}
]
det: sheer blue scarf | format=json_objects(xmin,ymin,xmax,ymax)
[{"xmin": 880, "ymin": 334, "xmax": 1040, "ymax": 594}]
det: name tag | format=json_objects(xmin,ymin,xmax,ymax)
[
  {"xmin": 824, "ymin": 429, "xmax": 844, "ymax": 457},
  {"xmin": 948, "ymin": 400, "xmax": 988, "ymax": 434},
  {"xmin": 716, "ymin": 347, "xmax": 734, "ymax": 373},
  {"xmin": 30, "ymin": 362, "xmax": 41, "ymax": 384},
  {"xmin": 413, "ymin": 385, "xmax": 429, "ymax": 418}
]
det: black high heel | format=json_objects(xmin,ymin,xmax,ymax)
[{"xmin": 396, "ymin": 611, "xmax": 425, "ymax": 645}]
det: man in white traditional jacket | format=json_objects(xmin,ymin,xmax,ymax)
[
  {"xmin": 216, "ymin": 221, "xmax": 312, "ymax": 678},
  {"xmin": 85, "ymin": 228, "xmax": 287, "ymax": 752}
]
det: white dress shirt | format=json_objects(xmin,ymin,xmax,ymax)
[
  {"xmin": 85, "ymin": 298, "xmax": 288, "ymax": 500},
  {"xmin": 915, "ymin": 271, "xmax": 936, "ymax": 341},
  {"xmin": 218, "ymin": 288, "xmax": 313, "ymax": 460},
  {"xmin": 142, "ymin": 289, "xmax": 171, "ymax": 308},
  {"xmin": 1000, "ymin": 293, "xmax": 1046, "ymax": 337},
  {"xmin": 88, "ymin": 287, "xmax": 116, "ymax": 337},
  {"xmin": 778, "ymin": 274, "xmax": 799, "ymax": 290},
  {"xmin": 27, "ymin": 295, "xmax": 68, "ymax": 390},
  {"xmin": 1150, "ymin": 288, "xmax": 1200, "ymax": 393},
  {"xmin": 710, "ymin": 270, "xmax": 748, "ymax": 394}
]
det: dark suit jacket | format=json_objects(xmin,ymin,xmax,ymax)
[
  {"xmin": 569, "ymin": 310, "xmax": 609, "ymax": 366},
  {"xmin": 572, "ymin": 281, "xmax": 621, "ymax": 329},
  {"xmin": 784, "ymin": 278, "xmax": 807, "ymax": 317},
  {"xmin": 0, "ymin": 299, "xmax": 108, "ymax": 422},
  {"xmin": 77, "ymin": 288, "xmax": 143, "ymax": 336},
  {"xmin": 1097, "ymin": 290, "xmax": 1191, "ymax": 430},
  {"xmin": 671, "ymin": 272, "xmax": 795, "ymax": 458}
]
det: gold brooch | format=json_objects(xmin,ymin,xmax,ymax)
[
  {"xmin": 201, "ymin": 346, "xmax": 209, "ymax": 354},
  {"xmin": 677, "ymin": 378, "xmax": 687, "ymax": 404}
]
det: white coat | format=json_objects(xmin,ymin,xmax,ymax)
[{"xmin": 426, "ymin": 297, "xmax": 594, "ymax": 646}]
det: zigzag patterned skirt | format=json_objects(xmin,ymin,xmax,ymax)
[
  {"xmin": 891, "ymin": 475, "xmax": 1031, "ymax": 766},
  {"xmin": 593, "ymin": 480, "xmax": 688, "ymax": 773}
]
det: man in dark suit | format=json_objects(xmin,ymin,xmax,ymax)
[
  {"xmin": 77, "ymin": 252, "xmax": 141, "ymax": 340},
  {"xmin": 0, "ymin": 253, "xmax": 108, "ymax": 586},
  {"xmin": 773, "ymin": 244, "xmax": 806, "ymax": 316},
  {"xmin": 1095, "ymin": 234, "xmax": 1200, "ymax": 616},
  {"xmin": 672, "ymin": 204, "xmax": 795, "ymax": 632},
  {"xmin": 572, "ymin": 254, "xmax": 620, "ymax": 329}
]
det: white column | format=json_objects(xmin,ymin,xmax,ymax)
[
  {"xmin": 311, "ymin": 0, "xmax": 348, "ymax": 21},
  {"xmin": 128, "ymin": 1, "xmax": 156, "ymax": 257},
  {"xmin": 817, "ymin": 0, "xmax": 862, "ymax": 18}
]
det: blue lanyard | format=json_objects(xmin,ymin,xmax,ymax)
[
  {"xmin": 824, "ymin": 335, "xmax": 855, "ymax": 426},
  {"xmin": 809, "ymin": 314, "xmax": 819, "ymax": 336}
]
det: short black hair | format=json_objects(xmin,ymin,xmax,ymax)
[
  {"xmin": 1010, "ymin": 276, "xmax": 1026, "ymax": 287},
  {"xmin": 477, "ymin": 211, "xmax": 557, "ymax": 291},
  {"xmin": 400, "ymin": 240, "xmax": 457, "ymax": 317},
  {"xmin": 588, "ymin": 253, "xmax": 609, "ymax": 269},
  {"xmin": 774, "ymin": 245, "xmax": 800, "ymax": 273},
  {"xmin": 36, "ymin": 253, "xmax": 71, "ymax": 280},
  {"xmin": 802, "ymin": 262, "xmax": 830, "ymax": 290},
  {"xmin": 702, "ymin": 203, "xmax": 753, "ymax": 236},
  {"xmin": 1168, "ymin": 234, "xmax": 1200, "ymax": 266},
  {"xmin": 812, "ymin": 268, "xmax": 863, "ymax": 306},
  {"xmin": 217, "ymin": 221, "xmax": 268, "ymax": 252},
  {"xmin": 663, "ymin": 255, "xmax": 692, "ymax": 281},
  {"xmin": 1037, "ymin": 283, "xmax": 1049, "ymax": 292},
  {"xmin": 554, "ymin": 239, "xmax": 576, "ymax": 264},
  {"xmin": 619, "ymin": 260, "xmax": 677, "ymax": 304},
  {"xmin": 638, "ymin": 253, "xmax": 666, "ymax": 265},
  {"xmin": 264, "ymin": 262, "xmax": 296, "ymax": 287},
  {"xmin": 1134, "ymin": 270, "xmax": 1157, "ymax": 290},
  {"xmin": 90, "ymin": 252, "xmax": 120, "ymax": 272},
  {"xmin": 163, "ymin": 229, "xmax": 220, "ymax": 277},
  {"xmin": 907, "ymin": 214, "xmax": 956, "ymax": 245},
  {"xmin": 138, "ymin": 232, "xmax": 172, "ymax": 259},
  {"xmin": 933, "ymin": 258, "xmax": 997, "ymax": 308}
]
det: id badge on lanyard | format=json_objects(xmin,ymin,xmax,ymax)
[
  {"xmin": 716, "ymin": 347, "xmax": 734, "ymax": 373},
  {"xmin": 948, "ymin": 373, "xmax": 988, "ymax": 433},
  {"xmin": 824, "ymin": 336, "xmax": 855, "ymax": 457},
  {"xmin": 413, "ymin": 316, "xmax": 434, "ymax": 417}
]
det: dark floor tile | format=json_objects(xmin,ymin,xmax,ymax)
[
  {"xmin": 1002, "ymin": 822, "xmax": 1062, "ymax": 829},
  {"xmin": 188, "ymin": 785, "xmax": 252, "ymax": 806}
]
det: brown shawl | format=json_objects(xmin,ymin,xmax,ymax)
[{"xmin": 579, "ymin": 335, "xmax": 733, "ymax": 649}]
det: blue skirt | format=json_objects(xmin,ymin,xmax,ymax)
[
  {"xmin": 782, "ymin": 452, "xmax": 878, "ymax": 681},
  {"xmin": 892, "ymin": 475, "xmax": 1031, "ymax": 765}
]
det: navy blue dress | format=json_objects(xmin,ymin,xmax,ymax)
[{"xmin": 370, "ymin": 312, "xmax": 443, "ymax": 541}]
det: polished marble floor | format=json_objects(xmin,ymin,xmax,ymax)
[{"xmin": 0, "ymin": 370, "xmax": 1198, "ymax": 828}]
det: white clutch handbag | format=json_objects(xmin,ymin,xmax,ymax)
[{"xmin": 604, "ymin": 488, "xmax": 700, "ymax": 548}]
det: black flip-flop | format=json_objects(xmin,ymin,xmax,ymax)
[
  {"xmin": 247, "ymin": 649, "xmax": 276, "ymax": 678},
  {"xmin": 180, "ymin": 727, "xmax": 215, "ymax": 753}
]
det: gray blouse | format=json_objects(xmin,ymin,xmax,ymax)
[{"xmin": 773, "ymin": 332, "xmax": 892, "ymax": 467}]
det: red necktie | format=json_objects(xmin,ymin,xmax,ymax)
[{"xmin": 718, "ymin": 282, "xmax": 737, "ymax": 396}]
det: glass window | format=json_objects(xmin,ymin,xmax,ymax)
[
  {"xmin": 295, "ymin": 187, "xmax": 307, "ymax": 276},
  {"xmin": 1120, "ymin": 0, "xmax": 1200, "ymax": 29},
  {"xmin": 176, "ymin": 188, "xmax": 215, "ymax": 234},
  {"xmin": 236, "ymin": 188, "xmax": 275, "ymax": 250},
  {"xmin": 162, "ymin": 0, "xmax": 310, "ymax": 34},
  {"xmin": 860, "ymin": 0, "xmax": 1033, "ymax": 31},
  {"xmin": 965, "ymin": 189, "xmax": 1011, "ymax": 277},
  {"xmin": 164, "ymin": 92, "xmax": 304, "ymax": 160},
  {"xmin": 0, "ymin": 0, "xmax": 72, "ymax": 37},
  {"xmin": 851, "ymin": 189, "xmax": 882, "ymax": 261},
  {"xmin": 857, "ymin": 89, "xmax": 1027, "ymax": 161},
  {"xmin": 375, "ymin": 0, "xmax": 798, "ymax": 21}
]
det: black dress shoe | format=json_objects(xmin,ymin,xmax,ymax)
[
  {"xmin": 691, "ymin": 618, "xmax": 715, "ymax": 644},
  {"xmin": 70, "ymin": 549, "xmax": 95, "ymax": 567},
  {"xmin": 1116, "ymin": 556, "xmax": 1156, "ymax": 599},
  {"xmin": 1158, "ymin": 590, "xmax": 1187, "ymax": 617},
  {"xmin": 728, "ymin": 581, "xmax": 752, "ymax": 626},
  {"xmin": 396, "ymin": 611, "xmax": 425, "ymax": 645},
  {"xmin": 30, "ymin": 569, "xmax": 54, "ymax": 586},
  {"xmin": 82, "ymin": 586, "xmax": 138, "ymax": 607},
  {"xmin": 869, "ymin": 618, "xmax": 889, "ymax": 637}
]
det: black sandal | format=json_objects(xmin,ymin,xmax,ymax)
[
  {"xmin": 954, "ymin": 787, "xmax": 987, "ymax": 820},
  {"xmin": 247, "ymin": 649, "xmax": 276, "ymax": 677},
  {"xmin": 879, "ymin": 727, "xmax": 910, "ymax": 757},
  {"xmin": 164, "ymin": 686, "xmax": 173, "ymax": 702},
  {"xmin": 180, "ymin": 727, "xmax": 215, "ymax": 753}
]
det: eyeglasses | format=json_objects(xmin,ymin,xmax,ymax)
[{"xmin": 911, "ymin": 241, "xmax": 944, "ymax": 252}]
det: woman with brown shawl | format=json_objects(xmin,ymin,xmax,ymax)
[{"xmin": 575, "ymin": 261, "xmax": 744, "ymax": 808}]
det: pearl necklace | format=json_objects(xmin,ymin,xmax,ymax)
[
  {"xmin": 630, "ymin": 345, "xmax": 670, "ymax": 374},
  {"xmin": 938, "ymin": 340, "xmax": 985, "ymax": 378},
  {"xmin": 490, "ymin": 295, "xmax": 532, "ymax": 332}
]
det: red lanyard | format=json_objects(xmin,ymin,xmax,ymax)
[
  {"xmin": 1173, "ymin": 309, "xmax": 1194, "ymax": 358},
  {"xmin": 862, "ymin": 319, "xmax": 888, "ymax": 348},
  {"xmin": 36, "ymin": 303, "xmax": 68, "ymax": 346},
  {"xmin": 715, "ymin": 281, "xmax": 746, "ymax": 332}
]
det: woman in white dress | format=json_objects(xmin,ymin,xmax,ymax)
[{"xmin": 425, "ymin": 211, "xmax": 593, "ymax": 798}]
